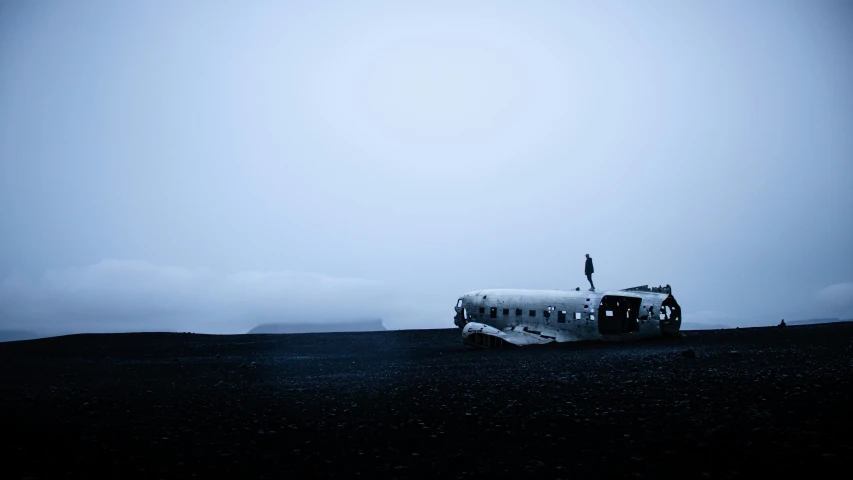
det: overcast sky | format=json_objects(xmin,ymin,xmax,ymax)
[{"xmin": 1, "ymin": 0, "xmax": 852, "ymax": 334}]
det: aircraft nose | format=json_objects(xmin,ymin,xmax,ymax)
[{"xmin": 454, "ymin": 309, "xmax": 466, "ymax": 328}]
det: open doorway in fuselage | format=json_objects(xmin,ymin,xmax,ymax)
[{"xmin": 598, "ymin": 295, "xmax": 642, "ymax": 334}]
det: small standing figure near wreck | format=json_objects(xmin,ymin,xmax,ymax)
[{"xmin": 585, "ymin": 254, "xmax": 595, "ymax": 291}]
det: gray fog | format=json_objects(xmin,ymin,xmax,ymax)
[{"xmin": 2, "ymin": 0, "xmax": 852, "ymax": 335}]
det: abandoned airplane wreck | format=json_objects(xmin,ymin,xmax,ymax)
[{"xmin": 454, "ymin": 285, "xmax": 682, "ymax": 347}]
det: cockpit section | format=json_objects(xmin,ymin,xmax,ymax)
[{"xmin": 454, "ymin": 298, "xmax": 466, "ymax": 328}]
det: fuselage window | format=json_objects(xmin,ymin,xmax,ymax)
[
  {"xmin": 479, "ymin": 307, "xmax": 485, "ymax": 314},
  {"xmin": 502, "ymin": 308, "xmax": 509, "ymax": 315},
  {"xmin": 456, "ymin": 299, "xmax": 463, "ymax": 308},
  {"xmin": 529, "ymin": 310, "xmax": 536, "ymax": 317},
  {"xmin": 489, "ymin": 307, "xmax": 497, "ymax": 319},
  {"xmin": 575, "ymin": 312, "xmax": 582, "ymax": 320},
  {"xmin": 515, "ymin": 309, "xmax": 522, "ymax": 316},
  {"xmin": 543, "ymin": 310, "xmax": 550, "ymax": 318},
  {"xmin": 558, "ymin": 311, "xmax": 567, "ymax": 323}
]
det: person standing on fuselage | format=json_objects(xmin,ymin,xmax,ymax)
[{"xmin": 584, "ymin": 254, "xmax": 595, "ymax": 291}]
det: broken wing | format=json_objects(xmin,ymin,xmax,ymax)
[{"xmin": 461, "ymin": 322, "xmax": 557, "ymax": 347}]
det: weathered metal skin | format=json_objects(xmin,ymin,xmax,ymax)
[{"xmin": 454, "ymin": 287, "xmax": 681, "ymax": 347}]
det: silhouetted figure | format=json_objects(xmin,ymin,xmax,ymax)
[
  {"xmin": 778, "ymin": 319, "xmax": 786, "ymax": 327},
  {"xmin": 585, "ymin": 254, "xmax": 595, "ymax": 291}
]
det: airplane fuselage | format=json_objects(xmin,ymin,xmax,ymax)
[{"xmin": 453, "ymin": 287, "xmax": 681, "ymax": 347}]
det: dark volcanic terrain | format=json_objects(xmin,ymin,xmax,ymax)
[{"xmin": 1, "ymin": 323, "xmax": 851, "ymax": 479}]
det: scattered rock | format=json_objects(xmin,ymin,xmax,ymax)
[{"xmin": 1, "ymin": 321, "xmax": 850, "ymax": 478}]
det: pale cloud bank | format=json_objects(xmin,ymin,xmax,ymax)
[
  {"xmin": 816, "ymin": 282, "xmax": 853, "ymax": 312},
  {"xmin": 0, "ymin": 259, "xmax": 406, "ymax": 334},
  {"xmin": 1, "ymin": 259, "xmax": 851, "ymax": 335},
  {"xmin": 683, "ymin": 283, "xmax": 853, "ymax": 329}
]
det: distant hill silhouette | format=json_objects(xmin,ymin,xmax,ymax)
[
  {"xmin": 682, "ymin": 322, "xmax": 731, "ymax": 330},
  {"xmin": 0, "ymin": 330, "xmax": 46, "ymax": 343},
  {"xmin": 682, "ymin": 317, "xmax": 851, "ymax": 331},
  {"xmin": 247, "ymin": 319, "xmax": 386, "ymax": 334},
  {"xmin": 785, "ymin": 317, "xmax": 843, "ymax": 326}
]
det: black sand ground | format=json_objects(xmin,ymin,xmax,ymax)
[{"xmin": 1, "ymin": 323, "xmax": 851, "ymax": 479}]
